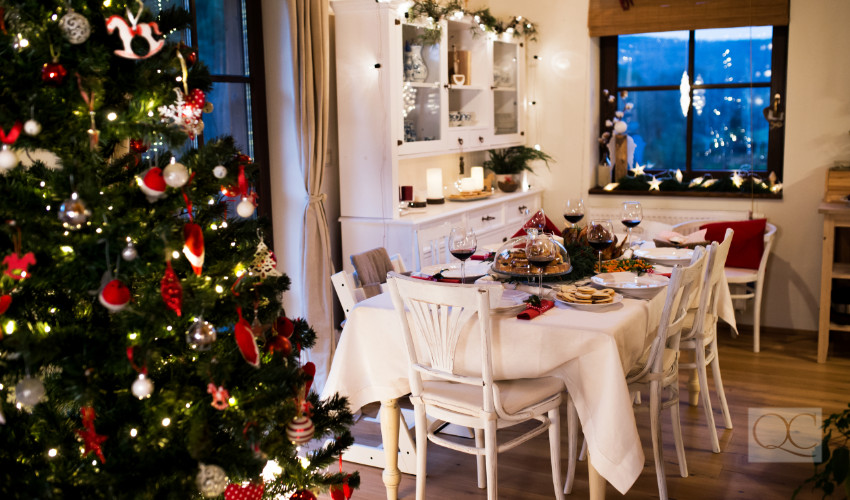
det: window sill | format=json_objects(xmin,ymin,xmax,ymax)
[{"xmin": 587, "ymin": 187, "xmax": 782, "ymax": 199}]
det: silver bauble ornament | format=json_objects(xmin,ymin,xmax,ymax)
[
  {"xmin": 59, "ymin": 10, "xmax": 91, "ymax": 45},
  {"xmin": 212, "ymin": 165, "xmax": 227, "ymax": 179},
  {"xmin": 15, "ymin": 376, "xmax": 46, "ymax": 406},
  {"xmin": 236, "ymin": 198, "xmax": 255, "ymax": 218},
  {"xmin": 23, "ymin": 119, "xmax": 42, "ymax": 136},
  {"xmin": 122, "ymin": 242, "xmax": 138, "ymax": 261},
  {"xmin": 58, "ymin": 193, "xmax": 91, "ymax": 227},
  {"xmin": 196, "ymin": 463, "xmax": 228, "ymax": 498},
  {"xmin": 187, "ymin": 318, "xmax": 217, "ymax": 350},
  {"xmin": 163, "ymin": 161, "xmax": 189, "ymax": 188},
  {"xmin": 131, "ymin": 374, "xmax": 154, "ymax": 399},
  {"xmin": 286, "ymin": 415, "xmax": 315, "ymax": 445},
  {"xmin": 0, "ymin": 146, "xmax": 18, "ymax": 172}
]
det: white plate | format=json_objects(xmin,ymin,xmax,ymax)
[
  {"xmin": 420, "ymin": 261, "xmax": 491, "ymax": 280},
  {"xmin": 492, "ymin": 289, "xmax": 531, "ymax": 314},
  {"xmin": 591, "ymin": 272, "xmax": 670, "ymax": 299},
  {"xmin": 555, "ymin": 293, "xmax": 623, "ymax": 310},
  {"xmin": 633, "ymin": 247, "xmax": 694, "ymax": 266}
]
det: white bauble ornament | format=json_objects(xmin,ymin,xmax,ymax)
[
  {"xmin": 286, "ymin": 415, "xmax": 315, "ymax": 445},
  {"xmin": 212, "ymin": 165, "xmax": 227, "ymax": 179},
  {"xmin": 23, "ymin": 119, "xmax": 41, "ymax": 136},
  {"xmin": 163, "ymin": 161, "xmax": 190, "ymax": 188},
  {"xmin": 236, "ymin": 198, "xmax": 255, "ymax": 218},
  {"xmin": 196, "ymin": 463, "xmax": 228, "ymax": 498},
  {"xmin": 121, "ymin": 242, "xmax": 138, "ymax": 261},
  {"xmin": 131, "ymin": 374, "xmax": 153, "ymax": 399},
  {"xmin": 0, "ymin": 146, "xmax": 18, "ymax": 172},
  {"xmin": 15, "ymin": 376, "xmax": 46, "ymax": 406},
  {"xmin": 59, "ymin": 10, "xmax": 91, "ymax": 44},
  {"xmin": 613, "ymin": 120, "xmax": 628, "ymax": 134}
]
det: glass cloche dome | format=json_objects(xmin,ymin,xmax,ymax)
[{"xmin": 490, "ymin": 229, "xmax": 571, "ymax": 279}]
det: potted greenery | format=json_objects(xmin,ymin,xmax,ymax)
[
  {"xmin": 483, "ymin": 146, "xmax": 553, "ymax": 192},
  {"xmin": 795, "ymin": 405, "xmax": 850, "ymax": 498}
]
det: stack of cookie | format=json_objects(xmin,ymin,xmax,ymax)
[{"xmin": 556, "ymin": 285, "xmax": 616, "ymax": 305}]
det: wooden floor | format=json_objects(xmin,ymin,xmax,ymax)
[{"xmin": 340, "ymin": 327, "xmax": 850, "ymax": 499}]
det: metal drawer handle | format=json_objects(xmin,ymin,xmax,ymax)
[
  {"xmin": 518, "ymin": 205, "xmax": 527, "ymax": 212},
  {"xmin": 481, "ymin": 215, "xmax": 495, "ymax": 221}
]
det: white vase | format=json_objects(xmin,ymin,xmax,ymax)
[{"xmin": 404, "ymin": 45, "xmax": 428, "ymax": 82}]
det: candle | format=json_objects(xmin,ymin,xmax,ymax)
[
  {"xmin": 471, "ymin": 166, "xmax": 484, "ymax": 191},
  {"xmin": 458, "ymin": 177, "xmax": 476, "ymax": 192},
  {"xmin": 426, "ymin": 168, "xmax": 444, "ymax": 204}
]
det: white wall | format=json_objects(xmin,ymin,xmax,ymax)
[{"xmin": 482, "ymin": 0, "xmax": 850, "ymax": 333}]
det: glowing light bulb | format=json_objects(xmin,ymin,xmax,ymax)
[
  {"xmin": 215, "ymin": 285, "xmax": 224, "ymax": 293},
  {"xmin": 162, "ymin": 418, "xmax": 171, "ymax": 427},
  {"xmin": 48, "ymin": 448, "xmax": 58, "ymax": 457},
  {"xmin": 130, "ymin": 428, "xmax": 138, "ymax": 437},
  {"xmin": 171, "ymin": 251, "xmax": 180, "ymax": 260},
  {"xmin": 106, "ymin": 112, "xmax": 117, "ymax": 121}
]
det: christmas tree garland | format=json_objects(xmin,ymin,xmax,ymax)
[{"xmin": 407, "ymin": 0, "xmax": 539, "ymax": 44}]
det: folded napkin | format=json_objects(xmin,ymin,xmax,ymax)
[
  {"xmin": 471, "ymin": 252, "xmax": 496, "ymax": 261},
  {"xmin": 511, "ymin": 210, "xmax": 563, "ymax": 238},
  {"xmin": 411, "ymin": 275, "xmax": 461, "ymax": 284},
  {"xmin": 654, "ymin": 229, "xmax": 708, "ymax": 248},
  {"xmin": 517, "ymin": 299, "xmax": 554, "ymax": 320}
]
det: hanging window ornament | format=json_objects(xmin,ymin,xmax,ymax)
[
  {"xmin": 105, "ymin": 0, "xmax": 164, "ymax": 60},
  {"xmin": 138, "ymin": 167, "xmax": 166, "ymax": 201},
  {"xmin": 58, "ymin": 191, "xmax": 91, "ymax": 228},
  {"xmin": 250, "ymin": 239, "xmax": 282, "ymax": 279},
  {"xmin": 206, "ymin": 383, "xmax": 229, "ymax": 410},
  {"xmin": 196, "ymin": 463, "xmax": 228, "ymax": 498},
  {"xmin": 234, "ymin": 306, "xmax": 260, "ymax": 368},
  {"xmin": 0, "ymin": 121, "xmax": 22, "ymax": 172},
  {"xmin": 160, "ymin": 260, "xmax": 183, "ymax": 316},
  {"xmin": 76, "ymin": 406, "xmax": 107, "ymax": 462},
  {"xmin": 187, "ymin": 317, "xmax": 217, "ymax": 350},
  {"xmin": 59, "ymin": 8, "xmax": 91, "ymax": 45},
  {"xmin": 182, "ymin": 222, "xmax": 205, "ymax": 276}
]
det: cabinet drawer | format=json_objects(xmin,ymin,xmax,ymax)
[
  {"xmin": 466, "ymin": 206, "xmax": 503, "ymax": 234},
  {"xmin": 505, "ymin": 196, "xmax": 539, "ymax": 224}
]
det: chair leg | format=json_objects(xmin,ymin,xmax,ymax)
[
  {"xmin": 753, "ymin": 282, "xmax": 763, "ymax": 353},
  {"xmin": 564, "ymin": 396, "xmax": 578, "ymax": 494},
  {"xmin": 414, "ymin": 405, "xmax": 428, "ymax": 500},
  {"xmin": 710, "ymin": 340, "xmax": 733, "ymax": 430},
  {"xmin": 548, "ymin": 407, "xmax": 565, "ymax": 500},
  {"xmin": 475, "ymin": 428, "xmax": 485, "ymax": 489},
  {"xmin": 484, "ymin": 419, "xmax": 498, "ymax": 500},
  {"xmin": 669, "ymin": 400, "xmax": 688, "ymax": 478},
  {"xmin": 649, "ymin": 380, "xmax": 668, "ymax": 500},
  {"xmin": 578, "ymin": 438, "xmax": 587, "ymax": 462},
  {"xmin": 696, "ymin": 345, "xmax": 721, "ymax": 453}
]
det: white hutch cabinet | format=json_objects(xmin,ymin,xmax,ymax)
[{"xmin": 332, "ymin": 0, "xmax": 538, "ymax": 271}]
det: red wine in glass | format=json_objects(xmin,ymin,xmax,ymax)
[
  {"xmin": 449, "ymin": 227, "xmax": 477, "ymax": 282},
  {"xmin": 528, "ymin": 256, "xmax": 556, "ymax": 269},
  {"xmin": 588, "ymin": 239, "xmax": 614, "ymax": 252},
  {"xmin": 621, "ymin": 219, "xmax": 641, "ymax": 228},
  {"xmin": 564, "ymin": 214, "xmax": 584, "ymax": 224},
  {"xmin": 450, "ymin": 249, "xmax": 476, "ymax": 261}
]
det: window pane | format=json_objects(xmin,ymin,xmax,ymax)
[
  {"xmin": 619, "ymin": 90, "xmax": 687, "ymax": 171},
  {"xmin": 196, "ymin": 0, "xmax": 248, "ymax": 76},
  {"xmin": 205, "ymin": 82, "xmax": 253, "ymax": 157},
  {"xmin": 691, "ymin": 87, "xmax": 770, "ymax": 172},
  {"xmin": 694, "ymin": 26, "xmax": 772, "ymax": 85},
  {"xmin": 618, "ymin": 31, "xmax": 688, "ymax": 87}
]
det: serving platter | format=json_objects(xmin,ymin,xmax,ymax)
[
  {"xmin": 555, "ymin": 293, "xmax": 623, "ymax": 310},
  {"xmin": 590, "ymin": 272, "xmax": 670, "ymax": 299},
  {"xmin": 633, "ymin": 247, "xmax": 694, "ymax": 266}
]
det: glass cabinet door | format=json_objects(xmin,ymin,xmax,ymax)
[
  {"xmin": 401, "ymin": 24, "xmax": 443, "ymax": 148},
  {"xmin": 492, "ymin": 40, "xmax": 519, "ymax": 137}
]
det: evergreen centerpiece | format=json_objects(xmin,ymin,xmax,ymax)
[
  {"xmin": 483, "ymin": 146, "xmax": 552, "ymax": 192},
  {"xmin": 0, "ymin": 2, "xmax": 357, "ymax": 498}
]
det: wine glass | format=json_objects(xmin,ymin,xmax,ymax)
[
  {"xmin": 527, "ymin": 209, "xmax": 547, "ymax": 235},
  {"xmin": 587, "ymin": 219, "xmax": 614, "ymax": 273},
  {"xmin": 449, "ymin": 227, "xmax": 477, "ymax": 283},
  {"xmin": 563, "ymin": 198, "xmax": 585, "ymax": 234},
  {"xmin": 525, "ymin": 231, "xmax": 557, "ymax": 297},
  {"xmin": 620, "ymin": 201, "xmax": 643, "ymax": 248}
]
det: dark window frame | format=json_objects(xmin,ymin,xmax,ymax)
[{"xmin": 593, "ymin": 26, "xmax": 787, "ymax": 198}]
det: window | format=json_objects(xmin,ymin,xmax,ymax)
[{"xmin": 598, "ymin": 26, "xmax": 787, "ymax": 192}]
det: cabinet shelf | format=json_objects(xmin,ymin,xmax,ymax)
[
  {"xmin": 832, "ymin": 262, "xmax": 850, "ymax": 278},
  {"xmin": 493, "ymin": 86, "xmax": 517, "ymax": 92},
  {"xmin": 403, "ymin": 81, "xmax": 440, "ymax": 88},
  {"xmin": 449, "ymin": 84, "xmax": 486, "ymax": 91}
]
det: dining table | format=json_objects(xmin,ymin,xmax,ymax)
[{"xmin": 322, "ymin": 280, "xmax": 671, "ymax": 500}]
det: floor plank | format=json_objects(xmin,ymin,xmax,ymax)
[{"xmin": 340, "ymin": 327, "xmax": 850, "ymax": 499}]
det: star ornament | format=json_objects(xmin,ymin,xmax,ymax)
[
  {"xmin": 629, "ymin": 163, "xmax": 645, "ymax": 176},
  {"xmin": 648, "ymin": 176, "xmax": 662, "ymax": 191}
]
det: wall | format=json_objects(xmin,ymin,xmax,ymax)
[{"xmin": 481, "ymin": 0, "xmax": 850, "ymax": 334}]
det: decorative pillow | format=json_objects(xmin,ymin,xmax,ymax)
[{"xmin": 700, "ymin": 219, "xmax": 767, "ymax": 270}]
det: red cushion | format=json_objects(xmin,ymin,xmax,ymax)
[{"xmin": 700, "ymin": 219, "xmax": 767, "ymax": 270}]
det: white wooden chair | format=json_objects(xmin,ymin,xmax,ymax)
[
  {"xmin": 624, "ymin": 247, "xmax": 706, "ymax": 500},
  {"xmin": 679, "ymin": 230, "xmax": 734, "ymax": 454},
  {"xmin": 672, "ymin": 220, "xmax": 777, "ymax": 352},
  {"xmin": 387, "ymin": 272, "xmax": 565, "ymax": 500},
  {"xmin": 331, "ymin": 253, "xmax": 407, "ymax": 319},
  {"xmin": 416, "ymin": 223, "xmax": 452, "ymax": 269}
]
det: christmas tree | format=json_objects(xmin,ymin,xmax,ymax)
[{"xmin": 0, "ymin": 1, "xmax": 358, "ymax": 498}]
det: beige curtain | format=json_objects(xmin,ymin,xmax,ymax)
[
  {"xmin": 288, "ymin": 0, "xmax": 334, "ymax": 391},
  {"xmin": 588, "ymin": 0, "xmax": 790, "ymax": 37}
]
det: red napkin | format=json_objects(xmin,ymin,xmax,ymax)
[
  {"xmin": 411, "ymin": 275, "xmax": 461, "ymax": 284},
  {"xmin": 471, "ymin": 252, "xmax": 495, "ymax": 261},
  {"xmin": 517, "ymin": 299, "xmax": 554, "ymax": 320},
  {"xmin": 512, "ymin": 210, "xmax": 562, "ymax": 238}
]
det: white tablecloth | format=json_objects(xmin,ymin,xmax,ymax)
[{"xmin": 321, "ymin": 290, "xmax": 668, "ymax": 494}]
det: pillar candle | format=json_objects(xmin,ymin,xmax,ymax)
[
  {"xmin": 426, "ymin": 168, "xmax": 444, "ymax": 202},
  {"xmin": 471, "ymin": 166, "xmax": 484, "ymax": 191}
]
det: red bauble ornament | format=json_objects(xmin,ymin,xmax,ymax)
[
  {"xmin": 139, "ymin": 167, "xmax": 166, "ymax": 201},
  {"xmin": 186, "ymin": 89, "xmax": 206, "ymax": 113},
  {"xmin": 267, "ymin": 335, "xmax": 292, "ymax": 357},
  {"xmin": 42, "ymin": 62, "xmax": 67, "ymax": 85},
  {"xmin": 129, "ymin": 139, "xmax": 148, "ymax": 154},
  {"xmin": 223, "ymin": 483, "xmax": 264, "ymax": 500},
  {"xmin": 303, "ymin": 362, "xmax": 316, "ymax": 396},
  {"xmin": 274, "ymin": 316, "xmax": 294, "ymax": 338},
  {"xmin": 98, "ymin": 279, "xmax": 131, "ymax": 312},
  {"xmin": 182, "ymin": 222, "xmax": 205, "ymax": 276},
  {"xmin": 3, "ymin": 252, "xmax": 36, "ymax": 280},
  {"xmin": 291, "ymin": 490, "xmax": 317, "ymax": 500},
  {"xmin": 235, "ymin": 308, "xmax": 260, "ymax": 368},
  {"xmin": 186, "ymin": 51, "xmax": 198, "ymax": 66},
  {"xmin": 160, "ymin": 261, "xmax": 182, "ymax": 316},
  {"xmin": 330, "ymin": 479, "xmax": 354, "ymax": 500},
  {"xmin": 0, "ymin": 295, "xmax": 11, "ymax": 315}
]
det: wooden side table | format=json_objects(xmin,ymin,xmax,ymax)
[{"xmin": 817, "ymin": 202, "xmax": 850, "ymax": 362}]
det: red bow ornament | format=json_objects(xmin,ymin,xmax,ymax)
[{"xmin": 76, "ymin": 406, "xmax": 107, "ymax": 462}]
